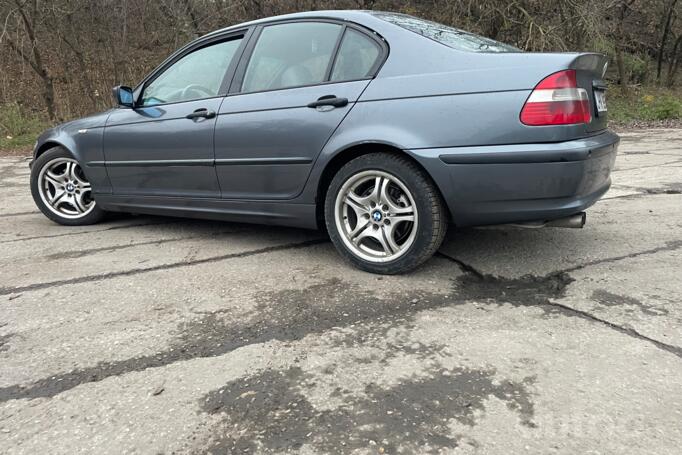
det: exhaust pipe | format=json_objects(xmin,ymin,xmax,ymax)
[
  {"xmin": 545, "ymin": 212, "xmax": 586, "ymax": 229},
  {"xmin": 508, "ymin": 212, "xmax": 586, "ymax": 229}
]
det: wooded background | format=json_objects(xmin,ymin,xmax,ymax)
[{"xmin": 1, "ymin": 0, "xmax": 681, "ymax": 123}]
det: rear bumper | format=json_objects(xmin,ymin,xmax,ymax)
[{"xmin": 408, "ymin": 130, "xmax": 619, "ymax": 227}]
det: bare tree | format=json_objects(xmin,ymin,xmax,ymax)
[
  {"xmin": 657, "ymin": 0, "xmax": 679, "ymax": 81},
  {"xmin": 668, "ymin": 32, "xmax": 682, "ymax": 85},
  {"xmin": 2, "ymin": 0, "xmax": 57, "ymax": 119},
  {"xmin": 610, "ymin": 0, "xmax": 638, "ymax": 93}
]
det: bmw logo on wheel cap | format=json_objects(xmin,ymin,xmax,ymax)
[
  {"xmin": 66, "ymin": 183, "xmax": 75, "ymax": 192},
  {"xmin": 372, "ymin": 210, "xmax": 383, "ymax": 222}
]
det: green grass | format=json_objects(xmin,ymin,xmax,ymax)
[
  {"xmin": 608, "ymin": 86, "xmax": 682, "ymax": 124},
  {"xmin": 0, "ymin": 103, "xmax": 49, "ymax": 150}
]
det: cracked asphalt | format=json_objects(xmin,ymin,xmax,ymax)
[{"xmin": 0, "ymin": 128, "xmax": 681, "ymax": 454}]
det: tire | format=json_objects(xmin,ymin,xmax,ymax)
[
  {"xmin": 30, "ymin": 146, "xmax": 105, "ymax": 226},
  {"xmin": 325, "ymin": 153, "xmax": 448, "ymax": 274}
]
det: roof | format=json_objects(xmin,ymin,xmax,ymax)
[{"xmin": 205, "ymin": 10, "xmax": 379, "ymax": 37}]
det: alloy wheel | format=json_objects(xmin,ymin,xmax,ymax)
[
  {"xmin": 334, "ymin": 170, "xmax": 418, "ymax": 263},
  {"xmin": 37, "ymin": 157, "xmax": 96, "ymax": 219}
]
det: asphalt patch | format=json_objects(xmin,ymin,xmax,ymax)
[
  {"xmin": 592, "ymin": 289, "xmax": 670, "ymax": 316},
  {"xmin": 0, "ymin": 278, "xmax": 452, "ymax": 402},
  {"xmin": 0, "ymin": 332, "xmax": 13, "ymax": 353},
  {"xmin": 200, "ymin": 365, "xmax": 535, "ymax": 453},
  {"xmin": 2, "ymin": 252, "xmax": 679, "ymax": 403},
  {"xmin": 448, "ymin": 263, "xmax": 575, "ymax": 316}
]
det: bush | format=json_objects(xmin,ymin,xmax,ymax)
[
  {"xmin": 607, "ymin": 86, "xmax": 682, "ymax": 124},
  {"xmin": 0, "ymin": 103, "xmax": 48, "ymax": 150},
  {"xmin": 642, "ymin": 95, "xmax": 682, "ymax": 120},
  {"xmin": 624, "ymin": 54, "xmax": 650, "ymax": 85}
]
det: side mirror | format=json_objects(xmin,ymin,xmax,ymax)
[{"xmin": 112, "ymin": 85, "xmax": 134, "ymax": 108}]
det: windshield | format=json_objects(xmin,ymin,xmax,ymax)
[{"xmin": 374, "ymin": 12, "xmax": 519, "ymax": 53}]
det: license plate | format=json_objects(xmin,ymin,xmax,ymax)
[{"xmin": 594, "ymin": 90, "xmax": 607, "ymax": 112}]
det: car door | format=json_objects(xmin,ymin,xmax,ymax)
[
  {"xmin": 103, "ymin": 32, "xmax": 248, "ymax": 198},
  {"xmin": 214, "ymin": 21, "xmax": 386, "ymax": 200}
]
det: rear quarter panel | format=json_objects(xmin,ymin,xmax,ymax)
[{"xmin": 301, "ymin": 16, "xmax": 606, "ymax": 206}]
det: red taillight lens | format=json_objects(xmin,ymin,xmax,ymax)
[
  {"xmin": 520, "ymin": 70, "xmax": 591, "ymax": 126},
  {"xmin": 535, "ymin": 70, "xmax": 578, "ymax": 90}
]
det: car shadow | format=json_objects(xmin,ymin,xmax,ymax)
[{"xmin": 99, "ymin": 212, "xmax": 611, "ymax": 278}]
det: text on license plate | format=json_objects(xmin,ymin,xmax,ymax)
[{"xmin": 594, "ymin": 90, "xmax": 607, "ymax": 112}]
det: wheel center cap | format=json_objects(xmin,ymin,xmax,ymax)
[
  {"xmin": 66, "ymin": 183, "xmax": 75, "ymax": 192},
  {"xmin": 372, "ymin": 210, "xmax": 383, "ymax": 222}
]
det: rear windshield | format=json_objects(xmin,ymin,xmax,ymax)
[{"xmin": 373, "ymin": 12, "xmax": 519, "ymax": 53}]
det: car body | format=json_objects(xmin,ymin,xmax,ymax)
[{"xmin": 30, "ymin": 10, "xmax": 619, "ymax": 274}]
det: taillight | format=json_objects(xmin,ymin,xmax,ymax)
[{"xmin": 520, "ymin": 70, "xmax": 591, "ymax": 126}]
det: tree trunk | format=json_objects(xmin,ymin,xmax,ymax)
[
  {"xmin": 39, "ymin": 72, "xmax": 57, "ymax": 121},
  {"xmin": 615, "ymin": 0, "xmax": 634, "ymax": 95},
  {"xmin": 615, "ymin": 45, "xmax": 629, "ymax": 94},
  {"xmin": 657, "ymin": 0, "xmax": 678, "ymax": 82},
  {"xmin": 179, "ymin": 0, "xmax": 201, "ymax": 37},
  {"xmin": 667, "ymin": 34, "xmax": 682, "ymax": 86},
  {"xmin": 11, "ymin": 0, "xmax": 57, "ymax": 120},
  {"xmin": 60, "ymin": 34, "xmax": 99, "ymax": 111}
]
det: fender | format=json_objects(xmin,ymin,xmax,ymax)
[{"xmin": 32, "ymin": 110, "xmax": 115, "ymax": 195}]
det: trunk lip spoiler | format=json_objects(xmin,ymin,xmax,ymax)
[
  {"xmin": 568, "ymin": 53, "xmax": 609, "ymax": 76},
  {"xmin": 592, "ymin": 80, "xmax": 608, "ymax": 91}
]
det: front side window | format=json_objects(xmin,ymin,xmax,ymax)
[
  {"xmin": 242, "ymin": 22, "xmax": 342, "ymax": 93},
  {"xmin": 374, "ymin": 12, "xmax": 519, "ymax": 53},
  {"xmin": 330, "ymin": 29, "xmax": 382, "ymax": 82},
  {"xmin": 141, "ymin": 38, "xmax": 243, "ymax": 106}
]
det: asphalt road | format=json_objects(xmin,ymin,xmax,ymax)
[{"xmin": 1, "ymin": 129, "xmax": 681, "ymax": 454}]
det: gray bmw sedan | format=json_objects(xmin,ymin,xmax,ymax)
[{"xmin": 29, "ymin": 10, "xmax": 619, "ymax": 274}]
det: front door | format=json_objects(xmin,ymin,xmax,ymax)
[
  {"xmin": 214, "ymin": 22, "xmax": 385, "ymax": 200},
  {"xmin": 103, "ymin": 34, "xmax": 246, "ymax": 198}
]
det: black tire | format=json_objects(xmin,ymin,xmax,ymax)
[
  {"xmin": 30, "ymin": 146, "xmax": 105, "ymax": 226},
  {"xmin": 324, "ymin": 153, "xmax": 448, "ymax": 274}
]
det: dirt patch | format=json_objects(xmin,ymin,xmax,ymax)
[
  {"xmin": 0, "ymin": 148, "xmax": 31, "ymax": 158},
  {"xmin": 610, "ymin": 118, "xmax": 682, "ymax": 131}
]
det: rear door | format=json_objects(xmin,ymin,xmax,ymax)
[
  {"xmin": 214, "ymin": 21, "xmax": 386, "ymax": 200},
  {"xmin": 103, "ymin": 32, "xmax": 248, "ymax": 198}
]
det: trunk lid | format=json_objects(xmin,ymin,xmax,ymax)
[
  {"xmin": 569, "ymin": 53, "xmax": 609, "ymax": 133},
  {"xmin": 453, "ymin": 51, "xmax": 610, "ymax": 137}
]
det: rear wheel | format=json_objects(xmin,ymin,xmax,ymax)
[
  {"xmin": 325, "ymin": 153, "xmax": 447, "ymax": 274},
  {"xmin": 30, "ymin": 147, "xmax": 105, "ymax": 225}
]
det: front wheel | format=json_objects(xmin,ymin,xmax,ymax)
[
  {"xmin": 30, "ymin": 146, "xmax": 105, "ymax": 226},
  {"xmin": 325, "ymin": 153, "xmax": 448, "ymax": 274}
]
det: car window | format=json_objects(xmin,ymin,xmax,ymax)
[
  {"xmin": 242, "ymin": 22, "xmax": 342, "ymax": 93},
  {"xmin": 373, "ymin": 12, "xmax": 519, "ymax": 53},
  {"xmin": 141, "ymin": 38, "xmax": 243, "ymax": 106},
  {"xmin": 330, "ymin": 29, "xmax": 382, "ymax": 82}
]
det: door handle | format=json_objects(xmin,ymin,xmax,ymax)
[
  {"xmin": 186, "ymin": 108, "xmax": 216, "ymax": 120},
  {"xmin": 307, "ymin": 95, "xmax": 349, "ymax": 109}
]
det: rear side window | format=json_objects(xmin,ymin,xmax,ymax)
[
  {"xmin": 374, "ymin": 12, "xmax": 519, "ymax": 53},
  {"xmin": 330, "ymin": 29, "xmax": 382, "ymax": 82},
  {"xmin": 242, "ymin": 22, "xmax": 342, "ymax": 93}
]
